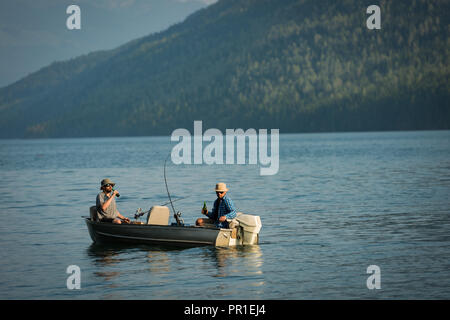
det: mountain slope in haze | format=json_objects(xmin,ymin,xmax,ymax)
[{"xmin": 0, "ymin": 0, "xmax": 449, "ymax": 138}]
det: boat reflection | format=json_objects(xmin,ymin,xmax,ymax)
[
  {"xmin": 87, "ymin": 244, "xmax": 123, "ymax": 283},
  {"xmin": 86, "ymin": 243, "xmax": 265, "ymax": 298},
  {"xmin": 144, "ymin": 250, "xmax": 171, "ymax": 274},
  {"xmin": 88, "ymin": 244, "xmax": 178, "ymax": 280},
  {"xmin": 206, "ymin": 245, "xmax": 264, "ymax": 278}
]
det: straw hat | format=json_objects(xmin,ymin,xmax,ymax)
[{"xmin": 215, "ymin": 182, "xmax": 228, "ymax": 192}]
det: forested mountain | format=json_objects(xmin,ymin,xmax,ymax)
[{"xmin": 0, "ymin": 0, "xmax": 449, "ymax": 138}]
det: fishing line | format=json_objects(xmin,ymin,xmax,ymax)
[{"xmin": 164, "ymin": 152, "xmax": 183, "ymax": 225}]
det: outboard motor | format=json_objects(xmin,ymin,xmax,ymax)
[{"xmin": 234, "ymin": 214, "xmax": 262, "ymax": 245}]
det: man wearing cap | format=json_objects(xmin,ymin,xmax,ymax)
[
  {"xmin": 96, "ymin": 178, "xmax": 130, "ymax": 224},
  {"xmin": 196, "ymin": 183, "xmax": 237, "ymax": 228}
]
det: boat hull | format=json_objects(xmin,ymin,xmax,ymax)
[{"xmin": 85, "ymin": 218, "xmax": 234, "ymax": 247}]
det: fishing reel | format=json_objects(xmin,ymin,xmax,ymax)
[
  {"xmin": 134, "ymin": 208, "xmax": 146, "ymax": 220},
  {"xmin": 174, "ymin": 211, "xmax": 184, "ymax": 226}
]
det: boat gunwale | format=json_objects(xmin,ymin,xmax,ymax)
[{"xmin": 84, "ymin": 217, "xmax": 231, "ymax": 231}]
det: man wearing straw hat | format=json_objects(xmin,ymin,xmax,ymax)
[
  {"xmin": 96, "ymin": 178, "xmax": 130, "ymax": 224},
  {"xmin": 196, "ymin": 183, "xmax": 237, "ymax": 228}
]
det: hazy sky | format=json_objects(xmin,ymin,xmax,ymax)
[{"xmin": 0, "ymin": 0, "xmax": 217, "ymax": 87}]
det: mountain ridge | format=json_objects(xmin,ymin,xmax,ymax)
[{"xmin": 1, "ymin": 0, "xmax": 449, "ymax": 138}]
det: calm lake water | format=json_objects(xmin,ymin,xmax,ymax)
[{"xmin": 0, "ymin": 130, "xmax": 449, "ymax": 299}]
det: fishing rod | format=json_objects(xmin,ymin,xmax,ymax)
[
  {"xmin": 133, "ymin": 155, "xmax": 185, "ymax": 224},
  {"xmin": 164, "ymin": 153, "xmax": 183, "ymax": 225},
  {"xmin": 161, "ymin": 196, "xmax": 186, "ymax": 207},
  {"xmin": 133, "ymin": 197, "xmax": 186, "ymax": 219}
]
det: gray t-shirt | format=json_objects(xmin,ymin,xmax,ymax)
[{"xmin": 96, "ymin": 192, "xmax": 119, "ymax": 221}]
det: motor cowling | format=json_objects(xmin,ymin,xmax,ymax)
[{"xmin": 235, "ymin": 214, "xmax": 262, "ymax": 245}]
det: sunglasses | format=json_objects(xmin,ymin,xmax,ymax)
[
  {"xmin": 103, "ymin": 184, "xmax": 112, "ymax": 187},
  {"xmin": 216, "ymin": 191, "xmax": 225, "ymax": 194}
]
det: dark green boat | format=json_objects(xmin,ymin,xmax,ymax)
[{"xmin": 85, "ymin": 205, "xmax": 262, "ymax": 247}]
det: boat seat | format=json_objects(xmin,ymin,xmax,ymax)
[
  {"xmin": 146, "ymin": 206, "xmax": 170, "ymax": 225},
  {"xmin": 89, "ymin": 206, "xmax": 98, "ymax": 222}
]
